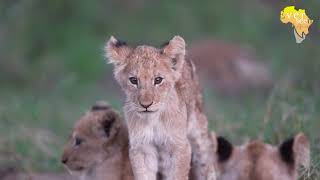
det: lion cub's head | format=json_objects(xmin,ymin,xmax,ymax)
[
  {"xmin": 105, "ymin": 36, "xmax": 186, "ymax": 113},
  {"xmin": 215, "ymin": 133, "xmax": 310, "ymax": 180},
  {"xmin": 61, "ymin": 101, "xmax": 122, "ymax": 176}
]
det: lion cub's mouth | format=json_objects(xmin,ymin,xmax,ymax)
[
  {"xmin": 74, "ymin": 166, "xmax": 85, "ymax": 171},
  {"xmin": 139, "ymin": 109, "xmax": 158, "ymax": 113},
  {"xmin": 65, "ymin": 165, "xmax": 86, "ymax": 172}
]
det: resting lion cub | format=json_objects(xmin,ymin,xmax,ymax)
[
  {"xmin": 214, "ymin": 133, "xmax": 310, "ymax": 180},
  {"xmin": 106, "ymin": 36, "xmax": 216, "ymax": 180},
  {"xmin": 61, "ymin": 101, "xmax": 133, "ymax": 180}
]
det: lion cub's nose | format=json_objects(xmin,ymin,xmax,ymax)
[
  {"xmin": 61, "ymin": 157, "xmax": 68, "ymax": 164},
  {"xmin": 140, "ymin": 101, "xmax": 153, "ymax": 109}
]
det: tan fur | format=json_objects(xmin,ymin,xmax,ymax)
[
  {"xmin": 106, "ymin": 36, "xmax": 216, "ymax": 180},
  {"xmin": 216, "ymin": 133, "xmax": 310, "ymax": 180},
  {"xmin": 61, "ymin": 102, "xmax": 133, "ymax": 180}
]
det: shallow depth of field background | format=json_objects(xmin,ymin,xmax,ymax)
[{"xmin": 0, "ymin": 0, "xmax": 319, "ymax": 179}]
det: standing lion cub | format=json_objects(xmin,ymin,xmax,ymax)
[
  {"xmin": 214, "ymin": 133, "xmax": 310, "ymax": 180},
  {"xmin": 61, "ymin": 101, "xmax": 133, "ymax": 180},
  {"xmin": 106, "ymin": 36, "xmax": 216, "ymax": 180}
]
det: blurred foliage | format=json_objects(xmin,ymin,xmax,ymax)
[
  {"xmin": 0, "ymin": 0, "xmax": 319, "ymax": 178},
  {"xmin": 0, "ymin": 0, "xmax": 319, "ymax": 89}
]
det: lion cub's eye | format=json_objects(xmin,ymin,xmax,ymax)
[
  {"xmin": 154, "ymin": 77, "xmax": 163, "ymax": 85},
  {"xmin": 74, "ymin": 137, "xmax": 83, "ymax": 147},
  {"xmin": 129, "ymin": 77, "xmax": 138, "ymax": 85}
]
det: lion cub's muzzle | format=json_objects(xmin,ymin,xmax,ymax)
[{"xmin": 138, "ymin": 92, "xmax": 155, "ymax": 112}]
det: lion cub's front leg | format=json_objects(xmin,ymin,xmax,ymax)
[
  {"xmin": 160, "ymin": 142, "xmax": 191, "ymax": 180},
  {"xmin": 129, "ymin": 145, "xmax": 158, "ymax": 180}
]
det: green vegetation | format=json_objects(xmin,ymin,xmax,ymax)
[{"xmin": 0, "ymin": 0, "xmax": 319, "ymax": 179}]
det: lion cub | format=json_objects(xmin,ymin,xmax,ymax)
[
  {"xmin": 106, "ymin": 36, "xmax": 216, "ymax": 180},
  {"xmin": 214, "ymin": 133, "xmax": 310, "ymax": 180},
  {"xmin": 61, "ymin": 101, "xmax": 133, "ymax": 180}
]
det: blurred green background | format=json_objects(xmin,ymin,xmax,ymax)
[{"xmin": 0, "ymin": 0, "xmax": 319, "ymax": 179}]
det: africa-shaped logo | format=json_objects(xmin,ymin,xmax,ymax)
[{"xmin": 280, "ymin": 6, "xmax": 313, "ymax": 43}]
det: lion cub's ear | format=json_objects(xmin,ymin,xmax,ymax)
[
  {"xmin": 91, "ymin": 101, "xmax": 121, "ymax": 140},
  {"xmin": 216, "ymin": 136, "xmax": 233, "ymax": 163},
  {"xmin": 105, "ymin": 36, "xmax": 132, "ymax": 66},
  {"xmin": 161, "ymin": 36, "xmax": 186, "ymax": 72},
  {"xmin": 279, "ymin": 133, "xmax": 310, "ymax": 168},
  {"xmin": 99, "ymin": 111, "xmax": 121, "ymax": 138},
  {"xmin": 293, "ymin": 133, "xmax": 310, "ymax": 168}
]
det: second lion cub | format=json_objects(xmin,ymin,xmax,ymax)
[{"xmin": 61, "ymin": 101, "xmax": 133, "ymax": 180}]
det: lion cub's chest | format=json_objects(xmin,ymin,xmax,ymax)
[
  {"xmin": 126, "ymin": 110, "xmax": 187, "ymax": 147},
  {"xmin": 131, "ymin": 116, "xmax": 173, "ymax": 145}
]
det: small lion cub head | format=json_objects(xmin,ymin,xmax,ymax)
[
  {"xmin": 61, "ymin": 101, "xmax": 122, "ymax": 176},
  {"xmin": 105, "ymin": 36, "xmax": 186, "ymax": 113},
  {"xmin": 215, "ymin": 133, "xmax": 310, "ymax": 180}
]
